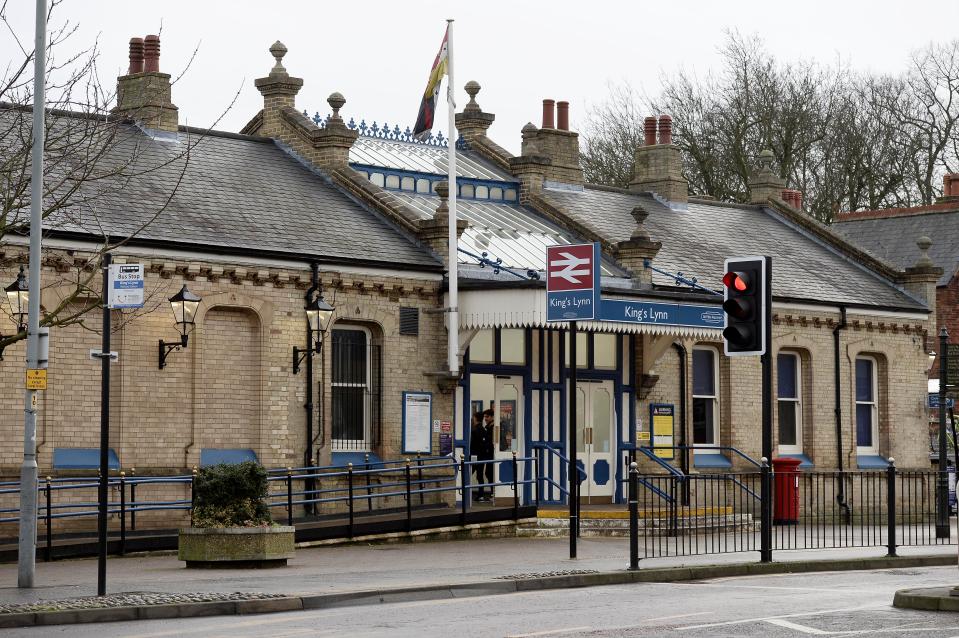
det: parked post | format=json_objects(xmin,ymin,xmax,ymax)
[
  {"xmin": 512, "ymin": 451, "xmax": 519, "ymax": 520},
  {"xmin": 286, "ymin": 467, "xmax": 294, "ymax": 527},
  {"xmin": 365, "ymin": 453, "xmax": 373, "ymax": 512},
  {"xmin": 460, "ymin": 454, "xmax": 468, "ymax": 524},
  {"xmin": 887, "ymin": 458, "xmax": 897, "ymax": 557},
  {"xmin": 760, "ymin": 457, "xmax": 772, "ymax": 562},
  {"xmin": 405, "ymin": 460, "xmax": 413, "ymax": 532},
  {"xmin": 938, "ymin": 328, "xmax": 950, "ymax": 538},
  {"xmin": 96, "ymin": 252, "xmax": 113, "ymax": 597},
  {"xmin": 129, "ymin": 467, "xmax": 136, "ymax": 531},
  {"xmin": 190, "ymin": 465, "xmax": 197, "ymax": 527},
  {"xmin": 347, "ymin": 463, "xmax": 355, "ymax": 538},
  {"xmin": 119, "ymin": 471, "xmax": 126, "ymax": 556},
  {"xmin": 417, "ymin": 455, "xmax": 424, "ymax": 506},
  {"xmin": 628, "ymin": 462, "xmax": 639, "ymax": 571},
  {"xmin": 44, "ymin": 477, "xmax": 51, "ymax": 563}
]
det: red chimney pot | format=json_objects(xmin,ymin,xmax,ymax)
[
  {"xmin": 658, "ymin": 115, "xmax": 673, "ymax": 145},
  {"xmin": 556, "ymin": 101, "xmax": 569, "ymax": 131},
  {"xmin": 643, "ymin": 117, "xmax": 657, "ymax": 146},
  {"xmin": 143, "ymin": 34, "xmax": 160, "ymax": 73},
  {"xmin": 128, "ymin": 37, "xmax": 144, "ymax": 75},
  {"xmin": 794, "ymin": 190, "xmax": 803, "ymax": 210},
  {"xmin": 542, "ymin": 99, "xmax": 555, "ymax": 129}
]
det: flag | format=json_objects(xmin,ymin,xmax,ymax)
[{"xmin": 413, "ymin": 27, "xmax": 449, "ymax": 140}]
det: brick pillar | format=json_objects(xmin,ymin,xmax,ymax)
[
  {"xmin": 309, "ymin": 93, "xmax": 359, "ymax": 169},
  {"xmin": 417, "ymin": 181, "xmax": 468, "ymax": 265},
  {"xmin": 748, "ymin": 149, "xmax": 786, "ymax": 205},
  {"xmin": 454, "ymin": 80, "xmax": 495, "ymax": 141},
  {"xmin": 253, "ymin": 41, "xmax": 304, "ymax": 138},
  {"xmin": 614, "ymin": 205, "xmax": 662, "ymax": 286},
  {"xmin": 628, "ymin": 115, "xmax": 688, "ymax": 204},
  {"xmin": 901, "ymin": 236, "xmax": 943, "ymax": 334}
]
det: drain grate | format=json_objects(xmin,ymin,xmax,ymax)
[{"xmin": 494, "ymin": 569, "xmax": 600, "ymax": 580}]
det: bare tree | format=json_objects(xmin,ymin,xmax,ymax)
[
  {"xmin": 581, "ymin": 32, "xmax": 959, "ymax": 222},
  {"xmin": 0, "ymin": 1, "xmax": 236, "ymax": 353}
]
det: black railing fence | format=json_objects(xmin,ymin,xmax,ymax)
[
  {"xmin": 0, "ymin": 453, "xmax": 537, "ymax": 560},
  {"xmin": 625, "ymin": 460, "xmax": 956, "ymax": 564}
]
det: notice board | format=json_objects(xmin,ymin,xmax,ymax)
[
  {"xmin": 650, "ymin": 403, "xmax": 675, "ymax": 459},
  {"xmin": 402, "ymin": 392, "xmax": 432, "ymax": 454}
]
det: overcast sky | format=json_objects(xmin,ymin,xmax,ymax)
[{"xmin": 3, "ymin": 1, "xmax": 959, "ymax": 153}]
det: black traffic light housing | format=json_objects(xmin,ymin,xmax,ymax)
[{"xmin": 722, "ymin": 256, "xmax": 771, "ymax": 356}]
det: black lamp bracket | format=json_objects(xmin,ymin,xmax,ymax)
[{"xmin": 158, "ymin": 333, "xmax": 189, "ymax": 370}]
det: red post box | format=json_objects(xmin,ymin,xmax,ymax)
[{"xmin": 772, "ymin": 456, "xmax": 802, "ymax": 524}]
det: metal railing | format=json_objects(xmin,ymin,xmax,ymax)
[
  {"xmin": 0, "ymin": 454, "xmax": 539, "ymax": 560},
  {"xmin": 625, "ymin": 460, "xmax": 956, "ymax": 565}
]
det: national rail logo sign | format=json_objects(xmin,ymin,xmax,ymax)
[{"xmin": 546, "ymin": 243, "xmax": 600, "ymax": 322}]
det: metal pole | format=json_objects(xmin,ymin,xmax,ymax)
[
  {"xmin": 97, "ymin": 252, "xmax": 112, "ymax": 596},
  {"xmin": 569, "ymin": 321, "xmax": 578, "ymax": 559},
  {"xmin": 445, "ymin": 18, "xmax": 459, "ymax": 378},
  {"xmin": 119, "ymin": 472, "xmax": 126, "ymax": 557},
  {"xmin": 304, "ymin": 263, "xmax": 317, "ymax": 515},
  {"xmin": 887, "ymin": 458, "xmax": 897, "ymax": 557},
  {"xmin": 938, "ymin": 327, "xmax": 950, "ymax": 538},
  {"xmin": 18, "ymin": 0, "xmax": 47, "ymax": 589},
  {"xmin": 760, "ymin": 457, "xmax": 772, "ymax": 562},
  {"xmin": 628, "ymin": 462, "xmax": 639, "ymax": 570}
]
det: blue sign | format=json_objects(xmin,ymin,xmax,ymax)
[
  {"xmin": 929, "ymin": 394, "xmax": 955, "ymax": 409},
  {"xmin": 600, "ymin": 299, "xmax": 724, "ymax": 329},
  {"xmin": 546, "ymin": 243, "xmax": 600, "ymax": 322}
]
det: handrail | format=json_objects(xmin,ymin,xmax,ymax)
[
  {"xmin": 650, "ymin": 445, "xmax": 762, "ymax": 469},
  {"xmin": 636, "ymin": 447, "xmax": 686, "ymax": 479}
]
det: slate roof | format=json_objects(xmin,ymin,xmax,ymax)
[
  {"xmin": 12, "ymin": 113, "xmax": 441, "ymax": 270},
  {"xmin": 833, "ymin": 206, "xmax": 959, "ymax": 286},
  {"xmin": 541, "ymin": 186, "xmax": 925, "ymax": 311}
]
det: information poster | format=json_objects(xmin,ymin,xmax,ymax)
[
  {"xmin": 650, "ymin": 403, "xmax": 675, "ymax": 459},
  {"xmin": 402, "ymin": 392, "xmax": 432, "ymax": 454}
]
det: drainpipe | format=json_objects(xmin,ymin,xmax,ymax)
[
  {"xmin": 833, "ymin": 305, "xmax": 851, "ymax": 522},
  {"xmin": 673, "ymin": 342, "xmax": 689, "ymax": 505},
  {"xmin": 304, "ymin": 262, "xmax": 320, "ymax": 467}
]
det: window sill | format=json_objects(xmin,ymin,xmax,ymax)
[
  {"xmin": 199, "ymin": 448, "xmax": 258, "ymax": 467},
  {"xmin": 693, "ymin": 454, "xmax": 733, "ymax": 469},
  {"xmin": 856, "ymin": 454, "xmax": 890, "ymax": 469},
  {"xmin": 777, "ymin": 453, "xmax": 814, "ymax": 469},
  {"xmin": 331, "ymin": 451, "xmax": 382, "ymax": 468}
]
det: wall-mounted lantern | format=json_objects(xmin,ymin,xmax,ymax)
[{"xmin": 158, "ymin": 284, "xmax": 202, "ymax": 369}]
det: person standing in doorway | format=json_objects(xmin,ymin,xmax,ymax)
[{"xmin": 470, "ymin": 409, "xmax": 495, "ymax": 501}]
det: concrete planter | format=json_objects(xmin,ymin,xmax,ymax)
[{"xmin": 178, "ymin": 526, "xmax": 295, "ymax": 568}]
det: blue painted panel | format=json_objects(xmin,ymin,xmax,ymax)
[
  {"xmin": 856, "ymin": 454, "xmax": 890, "ymax": 469},
  {"xmin": 200, "ymin": 448, "xmax": 258, "ymax": 467},
  {"xmin": 575, "ymin": 459, "xmax": 587, "ymax": 483},
  {"xmin": 693, "ymin": 454, "xmax": 733, "ymax": 469},
  {"xmin": 498, "ymin": 459, "xmax": 514, "ymax": 484},
  {"xmin": 593, "ymin": 459, "xmax": 610, "ymax": 486},
  {"xmin": 53, "ymin": 448, "xmax": 119, "ymax": 471}
]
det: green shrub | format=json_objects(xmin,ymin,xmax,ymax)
[{"xmin": 191, "ymin": 461, "xmax": 272, "ymax": 528}]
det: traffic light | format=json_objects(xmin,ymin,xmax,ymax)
[{"xmin": 722, "ymin": 256, "xmax": 771, "ymax": 356}]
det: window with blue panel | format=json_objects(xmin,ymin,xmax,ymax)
[
  {"xmin": 855, "ymin": 358, "xmax": 876, "ymax": 449},
  {"xmin": 692, "ymin": 348, "xmax": 717, "ymax": 446}
]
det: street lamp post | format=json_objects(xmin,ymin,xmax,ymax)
[
  {"xmin": 158, "ymin": 285, "xmax": 202, "ymax": 369},
  {"xmin": 293, "ymin": 269, "xmax": 334, "ymax": 514},
  {"xmin": 1, "ymin": 267, "xmax": 28, "ymax": 360}
]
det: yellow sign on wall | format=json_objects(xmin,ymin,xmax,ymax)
[
  {"xmin": 650, "ymin": 403, "xmax": 675, "ymax": 459},
  {"xmin": 25, "ymin": 369, "xmax": 47, "ymax": 391}
]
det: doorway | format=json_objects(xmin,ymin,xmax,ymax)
[
  {"xmin": 467, "ymin": 374, "xmax": 524, "ymax": 501},
  {"xmin": 575, "ymin": 380, "xmax": 616, "ymax": 502}
]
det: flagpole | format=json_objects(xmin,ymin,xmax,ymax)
[{"xmin": 446, "ymin": 18, "xmax": 459, "ymax": 377}]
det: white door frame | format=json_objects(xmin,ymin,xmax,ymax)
[
  {"xmin": 575, "ymin": 379, "xmax": 616, "ymax": 502},
  {"xmin": 493, "ymin": 375, "xmax": 523, "ymax": 499}
]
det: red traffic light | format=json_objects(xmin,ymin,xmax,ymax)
[{"xmin": 723, "ymin": 271, "xmax": 750, "ymax": 292}]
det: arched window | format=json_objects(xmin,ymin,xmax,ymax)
[
  {"xmin": 855, "ymin": 356, "xmax": 879, "ymax": 454},
  {"xmin": 777, "ymin": 352, "xmax": 803, "ymax": 454}
]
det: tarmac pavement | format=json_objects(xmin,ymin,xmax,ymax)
[{"xmin": 0, "ymin": 536, "xmax": 955, "ymax": 628}]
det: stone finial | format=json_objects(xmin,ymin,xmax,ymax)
[
  {"xmin": 269, "ymin": 41, "xmax": 288, "ymax": 75},
  {"xmin": 434, "ymin": 180, "xmax": 449, "ymax": 200},
  {"xmin": 327, "ymin": 92, "xmax": 346, "ymax": 121},
  {"xmin": 748, "ymin": 149, "xmax": 785, "ymax": 205},
  {"xmin": 630, "ymin": 205, "xmax": 651, "ymax": 241},
  {"xmin": 756, "ymin": 149, "xmax": 776, "ymax": 175},
  {"xmin": 521, "ymin": 122, "xmax": 537, "ymax": 134},
  {"xmin": 916, "ymin": 236, "xmax": 934, "ymax": 268},
  {"xmin": 464, "ymin": 81, "xmax": 481, "ymax": 112}
]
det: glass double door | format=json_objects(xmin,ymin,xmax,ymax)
[
  {"xmin": 468, "ymin": 374, "xmax": 523, "ymax": 500},
  {"xmin": 575, "ymin": 380, "xmax": 615, "ymax": 502}
]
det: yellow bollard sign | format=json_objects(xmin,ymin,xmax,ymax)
[{"xmin": 25, "ymin": 369, "xmax": 47, "ymax": 390}]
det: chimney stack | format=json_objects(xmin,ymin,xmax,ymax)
[
  {"xmin": 542, "ymin": 99, "xmax": 555, "ymax": 129},
  {"xmin": 556, "ymin": 101, "xmax": 569, "ymax": 131},
  {"xmin": 514, "ymin": 98, "xmax": 583, "ymax": 186},
  {"xmin": 628, "ymin": 114, "xmax": 688, "ymax": 205},
  {"xmin": 113, "ymin": 34, "xmax": 178, "ymax": 133},
  {"xmin": 943, "ymin": 174, "xmax": 959, "ymax": 200}
]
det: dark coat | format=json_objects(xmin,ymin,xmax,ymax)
[{"xmin": 470, "ymin": 422, "xmax": 494, "ymax": 460}]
